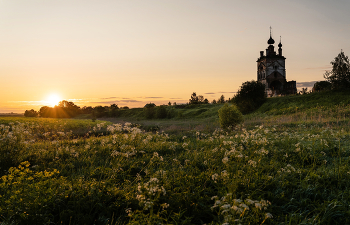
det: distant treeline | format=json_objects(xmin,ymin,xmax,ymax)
[{"xmin": 24, "ymin": 93, "xmax": 233, "ymax": 119}]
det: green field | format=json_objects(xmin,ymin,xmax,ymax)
[{"xmin": 1, "ymin": 91, "xmax": 350, "ymax": 224}]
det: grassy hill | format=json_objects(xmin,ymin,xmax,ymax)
[{"xmin": 255, "ymin": 90, "xmax": 350, "ymax": 115}]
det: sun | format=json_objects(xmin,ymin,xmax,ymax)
[{"xmin": 46, "ymin": 94, "xmax": 61, "ymax": 107}]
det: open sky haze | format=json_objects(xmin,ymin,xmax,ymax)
[{"xmin": 1, "ymin": 0, "xmax": 350, "ymax": 113}]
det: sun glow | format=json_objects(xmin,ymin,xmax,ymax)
[{"xmin": 46, "ymin": 94, "xmax": 61, "ymax": 107}]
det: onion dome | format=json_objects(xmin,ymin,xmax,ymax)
[
  {"xmin": 268, "ymin": 36, "xmax": 275, "ymax": 45},
  {"xmin": 278, "ymin": 36, "xmax": 282, "ymax": 47}
]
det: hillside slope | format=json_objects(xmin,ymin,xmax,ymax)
[{"xmin": 255, "ymin": 90, "xmax": 350, "ymax": 115}]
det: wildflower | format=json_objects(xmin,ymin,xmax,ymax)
[
  {"xmin": 265, "ymin": 213, "xmax": 273, "ymax": 218},
  {"xmin": 222, "ymin": 157, "xmax": 229, "ymax": 164},
  {"xmin": 212, "ymin": 173, "xmax": 219, "ymax": 181},
  {"xmin": 248, "ymin": 160, "xmax": 257, "ymax": 167},
  {"xmin": 161, "ymin": 203, "xmax": 169, "ymax": 209}
]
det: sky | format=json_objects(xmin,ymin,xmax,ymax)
[{"xmin": 1, "ymin": 0, "xmax": 350, "ymax": 113}]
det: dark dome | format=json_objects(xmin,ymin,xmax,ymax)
[{"xmin": 268, "ymin": 36, "xmax": 275, "ymax": 45}]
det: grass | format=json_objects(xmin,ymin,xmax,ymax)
[{"xmin": 1, "ymin": 91, "xmax": 350, "ymax": 224}]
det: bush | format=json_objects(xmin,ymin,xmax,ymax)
[
  {"xmin": 144, "ymin": 103, "xmax": 156, "ymax": 119},
  {"xmin": 233, "ymin": 80, "xmax": 266, "ymax": 114},
  {"xmin": 313, "ymin": 81, "xmax": 331, "ymax": 92},
  {"xmin": 218, "ymin": 103, "xmax": 243, "ymax": 130},
  {"xmin": 156, "ymin": 105, "xmax": 168, "ymax": 119},
  {"xmin": 24, "ymin": 109, "xmax": 38, "ymax": 117}
]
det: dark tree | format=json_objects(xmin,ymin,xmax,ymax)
[
  {"xmin": 324, "ymin": 50, "xmax": 350, "ymax": 90},
  {"xmin": 313, "ymin": 81, "xmax": 331, "ymax": 92},
  {"xmin": 144, "ymin": 103, "xmax": 156, "ymax": 119},
  {"xmin": 189, "ymin": 92, "xmax": 199, "ymax": 104},
  {"xmin": 58, "ymin": 100, "xmax": 81, "ymax": 117},
  {"xmin": 24, "ymin": 109, "xmax": 38, "ymax": 117},
  {"xmin": 81, "ymin": 106, "xmax": 93, "ymax": 114},
  {"xmin": 156, "ymin": 105, "xmax": 167, "ymax": 119},
  {"xmin": 211, "ymin": 99, "xmax": 217, "ymax": 104},
  {"xmin": 110, "ymin": 104, "xmax": 119, "ymax": 117},
  {"xmin": 203, "ymin": 98, "xmax": 209, "ymax": 104},
  {"xmin": 217, "ymin": 95, "xmax": 225, "ymax": 104},
  {"xmin": 233, "ymin": 80, "xmax": 266, "ymax": 114},
  {"xmin": 39, "ymin": 106, "xmax": 52, "ymax": 118},
  {"xmin": 94, "ymin": 106, "xmax": 107, "ymax": 118}
]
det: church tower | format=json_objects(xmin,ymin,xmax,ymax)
[{"xmin": 257, "ymin": 28, "xmax": 296, "ymax": 96}]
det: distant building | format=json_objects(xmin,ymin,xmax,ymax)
[{"xmin": 257, "ymin": 28, "xmax": 297, "ymax": 96}]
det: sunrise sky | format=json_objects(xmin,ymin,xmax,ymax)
[{"xmin": 1, "ymin": 0, "xmax": 350, "ymax": 113}]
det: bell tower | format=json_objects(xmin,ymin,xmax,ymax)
[{"xmin": 257, "ymin": 27, "xmax": 296, "ymax": 96}]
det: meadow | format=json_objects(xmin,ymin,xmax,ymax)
[{"xmin": 1, "ymin": 92, "xmax": 350, "ymax": 224}]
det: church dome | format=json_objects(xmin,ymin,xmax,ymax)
[
  {"xmin": 268, "ymin": 36, "xmax": 275, "ymax": 45},
  {"xmin": 278, "ymin": 42, "xmax": 282, "ymax": 48}
]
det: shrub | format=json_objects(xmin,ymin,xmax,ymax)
[
  {"xmin": 144, "ymin": 103, "xmax": 156, "ymax": 119},
  {"xmin": 313, "ymin": 81, "xmax": 331, "ymax": 92},
  {"xmin": 233, "ymin": 80, "xmax": 266, "ymax": 114},
  {"xmin": 218, "ymin": 103, "xmax": 243, "ymax": 130},
  {"xmin": 24, "ymin": 109, "xmax": 38, "ymax": 117},
  {"xmin": 156, "ymin": 105, "xmax": 168, "ymax": 119}
]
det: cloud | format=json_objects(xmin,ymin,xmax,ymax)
[
  {"xmin": 144, "ymin": 97, "xmax": 163, "ymax": 99},
  {"xmin": 100, "ymin": 97, "xmax": 118, "ymax": 100},
  {"xmin": 91, "ymin": 99, "xmax": 142, "ymax": 104},
  {"xmin": 119, "ymin": 100, "xmax": 142, "ymax": 102},
  {"xmin": 169, "ymin": 98, "xmax": 183, "ymax": 100},
  {"xmin": 296, "ymin": 81, "xmax": 320, "ymax": 87},
  {"xmin": 304, "ymin": 66, "xmax": 331, "ymax": 70},
  {"xmin": 218, "ymin": 91, "xmax": 236, "ymax": 94},
  {"xmin": 204, "ymin": 92, "xmax": 215, "ymax": 95}
]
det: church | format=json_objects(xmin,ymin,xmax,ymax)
[{"xmin": 257, "ymin": 29, "xmax": 297, "ymax": 96}]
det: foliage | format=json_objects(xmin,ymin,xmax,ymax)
[
  {"xmin": 189, "ymin": 92, "xmax": 205, "ymax": 105},
  {"xmin": 233, "ymin": 80, "xmax": 266, "ymax": 114},
  {"xmin": 144, "ymin": 103, "xmax": 156, "ymax": 119},
  {"xmin": 218, "ymin": 103, "xmax": 243, "ymax": 130},
  {"xmin": 313, "ymin": 81, "xmax": 331, "ymax": 92},
  {"xmin": 217, "ymin": 95, "xmax": 225, "ymax": 104},
  {"xmin": 156, "ymin": 105, "xmax": 168, "ymax": 119},
  {"xmin": 38, "ymin": 101, "xmax": 81, "ymax": 118},
  {"xmin": 324, "ymin": 50, "xmax": 350, "ymax": 90},
  {"xmin": 24, "ymin": 109, "xmax": 38, "ymax": 117}
]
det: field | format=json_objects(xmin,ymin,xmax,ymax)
[{"xmin": 1, "ymin": 92, "xmax": 350, "ymax": 224}]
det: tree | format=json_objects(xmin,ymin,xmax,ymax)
[
  {"xmin": 313, "ymin": 81, "xmax": 331, "ymax": 92},
  {"xmin": 217, "ymin": 95, "xmax": 225, "ymax": 104},
  {"xmin": 110, "ymin": 104, "xmax": 119, "ymax": 117},
  {"xmin": 300, "ymin": 87, "xmax": 308, "ymax": 95},
  {"xmin": 144, "ymin": 103, "xmax": 156, "ymax": 119},
  {"xmin": 24, "ymin": 109, "xmax": 38, "ymax": 117},
  {"xmin": 39, "ymin": 106, "xmax": 52, "ymax": 118},
  {"xmin": 233, "ymin": 80, "xmax": 266, "ymax": 114},
  {"xmin": 324, "ymin": 50, "xmax": 350, "ymax": 90},
  {"xmin": 156, "ymin": 105, "xmax": 167, "ymax": 119},
  {"xmin": 189, "ymin": 92, "xmax": 199, "ymax": 104},
  {"xmin": 58, "ymin": 100, "xmax": 81, "ymax": 117},
  {"xmin": 94, "ymin": 106, "xmax": 107, "ymax": 118},
  {"xmin": 218, "ymin": 103, "xmax": 243, "ymax": 130},
  {"xmin": 211, "ymin": 99, "xmax": 217, "ymax": 104}
]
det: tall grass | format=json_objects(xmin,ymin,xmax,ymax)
[{"xmin": 1, "ymin": 113, "xmax": 350, "ymax": 224}]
